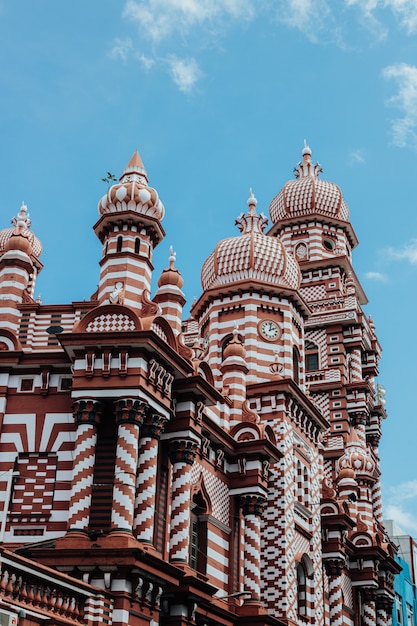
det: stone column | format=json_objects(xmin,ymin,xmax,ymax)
[
  {"xmin": 324, "ymin": 558, "xmax": 345, "ymax": 626},
  {"xmin": 240, "ymin": 494, "xmax": 266, "ymax": 601},
  {"xmin": 168, "ymin": 440, "xmax": 198, "ymax": 564},
  {"xmin": 111, "ymin": 398, "xmax": 146, "ymax": 533},
  {"xmin": 362, "ymin": 587, "xmax": 377, "ymax": 626},
  {"xmin": 133, "ymin": 410, "xmax": 167, "ymax": 543},
  {"xmin": 67, "ymin": 399, "xmax": 103, "ymax": 532}
]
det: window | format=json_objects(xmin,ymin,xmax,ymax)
[
  {"xmin": 134, "ymin": 238, "xmax": 140, "ymax": 254},
  {"xmin": 406, "ymin": 602, "xmax": 413, "ymax": 626},
  {"xmin": 323, "ymin": 238, "xmax": 335, "ymax": 251},
  {"xmin": 116, "ymin": 236, "xmax": 123, "ymax": 252},
  {"xmin": 395, "ymin": 594, "xmax": 403, "ymax": 624},
  {"xmin": 293, "ymin": 346, "xmax": 300, "ymax": 384},
  {"xmin": 305, "ymin": 341, "xmax": 319, "ymax": 371},
  {"xmin": 189, "ymin": 492, "xmax": 208, "ymax": 573},
  {"xmin": 297, "ymin": 562, "xmax": 307, "ymax": 617}
]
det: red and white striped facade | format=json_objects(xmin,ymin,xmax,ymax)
[{"xmin": 0, "ymin": 145, "xmax": 399, "ymax": 626}]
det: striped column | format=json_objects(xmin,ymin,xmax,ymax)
[
  {"xmin": 349, "ymin": 348, "xmax": 362, "ymax": 382},
  {"xmin": 67, "ymin": 399, "xmax": 103, "ymax": 532},
  {"xmin": 240, "ymin": 495, "xmax": 266, "ymax": 601},
  {"xmin": 362, "ymin": 587, "xmax": 377, "ymax": 626},
  {"xmin": 111, "ymin": 398, "xmax": 147, "ymax": 533},
  {"xmin": 133, "ymin": 411, "xmax": 167, "ymax": 543},
  {"xmin": 324, "ymin": 559, "xmax": 345, "ymax": 626},
  {"xmin": 376, "ymin": 596, "xmax": 393, "ymax": 626},
  {"xmin": 168, "ymin": 440, "xmax": 198, "ymax": 564}
]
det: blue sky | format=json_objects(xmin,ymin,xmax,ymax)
[{"xmin": 1, "ymin": 0, "xmax": 417, "ymax": 539}]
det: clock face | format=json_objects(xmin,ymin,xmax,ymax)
[{"xmin": 259, "ymin": 319, "xmax": 280, "ymax": 342}]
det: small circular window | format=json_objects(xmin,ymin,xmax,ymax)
[{"xmin": 323, "ymin": 238, "xmax": 335, "ymax": 251}]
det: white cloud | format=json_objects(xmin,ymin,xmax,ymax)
[
  {"xmin": 168, "ymin": 56, "xmax": 202, "ymax": 93},
  {"xmin": 109, "ymin": 37, "xmax": 133, "ymax": 62},
  {"xmin": 383, "ymin": 63, "xmax": 417, "ymax": 150},
  {"xmin": 385, "ymin": 0, "xmax": 417, "ymax": 34},
  {"xmin": 348, "ymin": 149, "xmax": 366, "ymax": 165},
  {"xmin": 387, "ymin": 238, "xmax": 417, "ymax": 263},
  {"xmin": 122, "ymin": 0, "xmax": 255, "ymax": 42},
  {"xmin": 136, "ymin": 53, "xmax": 155, "ymax": 71},
  {"xmin": 384, "ymin": 480, "xmax": 417, "ymax": 536},
  {"xmin": 365, "ymin": 271, "xmax": 388, "ymax": 281}
]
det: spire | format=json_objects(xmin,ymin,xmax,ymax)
[
  {"xmin": 294, "ymin": 141, "xmax": 322, "ymax": 179},
  {"xmin": 119, "ymin": 150, "xmax": 148, "ymax": 185},
  {"xmin": 235, "ymin": 188, "xmax": 268, "ymax": 235}
]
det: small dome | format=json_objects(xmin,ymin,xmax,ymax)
[
  {"xmin": 157, "ymin": 247, "xmax": 184, "ymax": 289},
  {"xmin": 98, "ymin": 151, "xmax": 164, "ymax": 221},
  {"xmin": 0, "ymin": 204, "xmax": 42, "ymax": 258},
  {"xmin": 201, "ymin": 190, "xmax": 300, "ymax": 291},
  {"xmin": 269, "ymin": 143, "xmax": 350, "ymax": 224},
  {"xmin": 223, "ymin": 328, "xmax": 246, "ymax": 360}
]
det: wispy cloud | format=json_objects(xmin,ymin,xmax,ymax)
[
  {"xmin": 365, "ymin": 271, "xmax": 388, "ymax": 281},
  {"xmin": 348, "ymin": 149, "xmax": 366, "ymax": 165},
  {"xmin": 385, "ymin": 0, "xmax": 417, "ymax": 34},
  {"xmin": 168, "ymin": 57, "xmax": 202, "ymax": 93},
  {"xmin": 386, "ymin": 238, "xmax": 417, "ymax": 263},
  {"xmin": 109, "ymin": 37, "xmax": 133, "ymax": 62},
  {"xmin": 382, "ymin": 63, "xmax": 417, "ymax": 150},
  {"xmin": 384, "ymin": 479, "xmax": 417, "ymax": 537}
]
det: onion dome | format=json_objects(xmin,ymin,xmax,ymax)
[
  {"xmin": 201, "ymin": 189, "xmax": 300, "ymax": 291},
  {"xmin": 0, "ymin": 203, "xmax": 42, "ymax": 257},
  {"xmin": 157, "ymin": 246, "xmax": 184, "ymax": 290},
  {"xmin": 269, "ymin": 141, "xmax": 350, "ymax": 224},
  {"xmin": 98, "ymin": 151, "xmax": 164, "ymax": 220},
  {"xmin": 223, "ymin": 325, "xmax": 246, "ymax": 360}
]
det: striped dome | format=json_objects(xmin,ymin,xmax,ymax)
[
  {"xmin": 98, "ymin": 151, "xmax": 164, "ymax": 221},
  {"xmin": 0, "ymin": 204, "xmax": 42, "ymax": 258},
  {"xmin": 269, "ymin": 143, "xmax": 349, "ymax": 224},
  {"xmin": 201, "ymin": 192, "xmax": 300, "ymax": 291}
]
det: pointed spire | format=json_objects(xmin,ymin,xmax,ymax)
[
  {"xmin": 294, "ymin": 141, "xmax": 322, "ymax": 179},
  {"xmin": 120, "ymin": 150, "xmax": 148, "ymax": 184},
  {"xmin": 236, "ymin": 188, "xmax": 268, "ymax": 235}
]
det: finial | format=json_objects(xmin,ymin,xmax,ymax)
[
  {"xmin": 302, "ymin": 139, "xmax": 312, "ymax": 157},
  {"xmin": 12, "ymin": 202, "xmax": 31, "ymax": 230},
  {"xmin": 169, "ymin": 245, "xmax": 176, "ymax": 268},
  {"xmin": 247, "ymin": 188, "xmax": 258, "ymax": 210}
]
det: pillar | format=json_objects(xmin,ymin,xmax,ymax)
[
  {"xmin": 133, "ymin": 410, "xmax": 167, "ymax": 543},
  {"xmin": 362, "ymin": 587, "xmax": 377, "ymax": 626},
  {"xmin": 324, "ymin": 558, "xmax": 345, "ymax": 626},
  {"xmin": 67, "ymin": 399, "xmax": 103, "ymax": 533},
  {"xmin": 240, "ymin": 494, "xmax": 266, "ymax": 602},
  {"xmin": 111, "ymin": 398, "xmax": 146, "ymax": 533},
  {"xmin": 169, "ymin": 440, "xmax": 198, "ymax": 564}
]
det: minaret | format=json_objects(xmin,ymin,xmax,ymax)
[
  {"xmin": 94, "ymin": 151, "xmax": 165, "ymax": 314},
  {"xmin": 0, "ymin": 204, "xmax": 42, "ymax": 333}
]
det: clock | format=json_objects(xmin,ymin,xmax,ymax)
[{"xmin": 259, "ymin": 319, "xmax": 280, "ymax": 342}]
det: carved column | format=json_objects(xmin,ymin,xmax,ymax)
[
  {"xmin": 67, "ymin": 399, "xmax": 103, "ymax": 532},
  {"xmin": 324, "ymin": 558, "xmax": 345, "ymax": 626},
  {"xmin": 111, "ymin": 398, "xmax": 146, "ymax": 533},
  {"xmin": 133, "ymin": 410, "xmax": 167, "ymax": 543},
  {"xmin": 362, "ymin": 587, "xmax": 378, "ymax": 626},
  {"xmin": 168, "ymin": 440, "xmax": 198, "ymax": 564},
  {"xmin": 240, "ymin": 494, "xmax": 266, "ymax": 601}
]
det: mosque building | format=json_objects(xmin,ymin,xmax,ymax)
[{"xmin": 0, "ymin": 144, "xmax": 399, "ymax": 626}]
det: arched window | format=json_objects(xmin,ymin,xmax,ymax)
[
  {"xmin": 134, "ymin": 238, "xmax": 140, "ymax": 254},
  {"xmin": 293, "ymin": 346, "xmax": 300, "ymax": 384},
  {"xmin": 116, "ymin": 236, "xmax": 123, "ymax": 253},
  {"xmin": 190, "ymin": 492, "xmax": 208, "ymax": 573},
  {"xmin": 297, "ymin": 562, "xmax": 307, "ymax": 617},
  {"xmin": 296, "ymin": 555, "xmax": 314, "ymax": 619},
  {"xmin": 305, "ymin": 341, "xmax": 319, "ymax": 372}
]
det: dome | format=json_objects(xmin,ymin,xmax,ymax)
[
  {"xmin": 157, "ymin": 247, "xmax": 184, "ymax": 290},
  {"xmin": 98, "ymin": 151, "xmax": 164, "ymax": 221},
  {"xmin": 201, "ymin": 190, "xmax": 300, "ymax": 291},
  {"xmin": 0, "ymin": 204, "xmax": 42, "ymax": 258},
  {"xmin": 269, "ymin": 142, "xmax": 350, "ymax": 224}
]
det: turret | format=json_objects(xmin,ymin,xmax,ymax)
[{"xmin": 94, "ymin": 151, "xmax": 165, "ymax": 314}]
